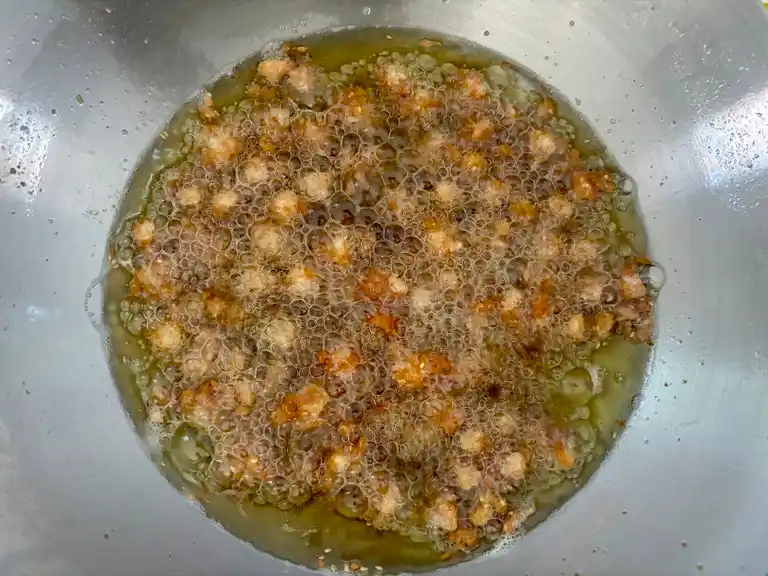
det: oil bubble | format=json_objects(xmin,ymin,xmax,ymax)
[{"xmin": 642, "ymin": 263, "xmax": 666, "ymax": 290}]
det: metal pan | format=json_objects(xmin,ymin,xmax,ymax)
[{"xmin": 1, "ymin": 0, "xmax": 767, "ymax": 574}]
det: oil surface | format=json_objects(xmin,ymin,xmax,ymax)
[{"xmin": 103, "ymin": 27, "xmax": 653, "ymax": 572}]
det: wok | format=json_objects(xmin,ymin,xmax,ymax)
[{"xmin": 1, "ymin": 0, "xmax": 767, "ymax": 574}]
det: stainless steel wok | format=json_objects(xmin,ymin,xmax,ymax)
[{"xmin": 2, "ymin": 0, "xmax": 767, "ymax": 574}]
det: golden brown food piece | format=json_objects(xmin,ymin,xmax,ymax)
[
  {"xmin": 500, "ymin": 452, "xmax": 526, "ymax": 481},
  {"xmin": 593, "ymin": 311, "xmax": 615, "ymax": 339},
  {"xmin": 547, "ymin": 195, "xmax": 573, "ymax": 220},
  {"xmin": 257, "ymin": 58, "xmax": 296, "ymax": 84},
  {"xmin": 503, "ymin": 502, "xmax": 535, "ymax": 534},
  {"xmin": 199, "ymin": 302, "xmax": 235, "ymax": 337},
  {"xmin": 435, "ymin": 180, "xmax": 462, "ymax": 205},
  {"xmin": 494, "ymin": 412, "xmax": 519, "ymax": 437},
  {"xmin": 298, "ymin": 117, "xmax": 331, "ymax": 147},
  {"xmin": 469, "ymin": 489, "xmax": 506, "ymax": 527},
  {"xmin": 571, "ymin": 238, "xmax": 601, "ymax": 263},
  {"xmin": 392, "ymin": 354, "xmax": 426, "ymax": 390},
  {"xmin": 287, "ymin": 64, "xmax": 320, "ymax": 93},
  {"xmin": 418, "ymin": 38, "xmax": 442, "ymax": 49},
  {"xmin": 240, "ymin": 157, "xmax": 270, "ymax": 185},
  {"xmin": 481, "ymin": 178, "xmax": 508, "ymax": 206},
  {"xmin": 211, "ymin": 188, "xmax": 238, "ymax": 217},
  {"xmin": 270, "ymin": 189, "xmax": 308, "ymax": 223},
  {"xmin": 459, "ymin": 70, "xmax": 489, "ymax": 99},
  {"xmin": 131, "ymin": 261, "xmax": 175, "ymax": 300},
  {"xmin": 531, "ymin": 289, "xmax": 552, "ymax": 319},
  {"xmin": 553, "ymin": 438, "xmax": 575, "ymax": 469},
  {"xmin": 234, "ymin": 379, "xmax": 256, "ymax": 408},
  {"xmin": 200, "ymin": 125, "xmax": 242, "ymax": 166},
  {"xmin": 297, "ymin": 171, "xmax": 333, "ymax": 202},
  {"xmin": 387, "ymin": 274, "xmax": 408, "ymax": 296},
  {"xmin": 285, "ymin": 266, "xmax": 320, "ymax": 297},
  {"xmin": 529, "ymin": 129, "xmax": 558, "ymax": 160},
  {"xmin": 234, "ymin": 267, "xmax": 276, "ymax": 298},
  {"xmin": 400, "ymin": 87, "xmax": 442, "ymax": 117},
  {"xmin": 365, "ymin": 312, "xmax": 400, "ymax": 337},
  {"xmin": 454, "ymin": 463, "xmax": 482, "ymax": 490},
  {"xmin": 421, "ymin": 352, "xmax": 452, "ymax": 376},
  {"xmin": 177, "ymin": 184, "xmax": 203, "ymax": 209},
  {"xmin": 283, "ymin": 44, "xmax": 310, "ymax": 59},
  {"xmin": 392, "ymin": 350, "xmax": 452, "ymax": 390},
  {"xmin": 571, "ymin": 170, "xmax": 616, "ymax": 200},
  {"xmin": 469, "ymin": 116, "xmax": 494, "ymax": 140},
  {"xmin": 424, "ymin": 219, "xmax": 462, "ymax": 255},
  {"xmin": 432, "ymin": 405, "xmax": 465, "ymax": 436},
  {"xmin": 420, "ymin": 129, "xmax": 449, "ymax": 157},
  {"xmin": 217, "ymin": 345, "xmax": 248, "ymax": 374},
  {"xmin": 357, "ymin": 268, "xmax": 409, "ymax": 300},
  {"xmin": 149, "ymin": 321, "xmax": 184, "ymax": 352},
  {"xmin": 322, "ymin": 231, "xmax": 353, "ymax": 267},
  {"xmin": 426, "ymin": 499, "xmax": 458, "ymax": 532},
  {"xmin": 500, "ymin": 287, "xmax": 523, "ymax": 315},
  {"xmin": 271, "ymin": 383, "xmax": 329, "ymax": 427},
  {"xmin": 461, "ymin": 151, "xmax": 487, "ymax": 173},
  {"xmin": 378, "ymin": 62, "xmax": 412, "ymax": 95},
  {"xmin": 179, "ymin": 379, "xmax": 242, "ymax": 426},
  {"xmin": 578, "ymin": 275, "xmax": 604, "ymax": 305},
  {"xmin": 336, "ymin": 86, "xmax": 372, "ymax": 126},
  {"xmin": 149, "ymin": 381, "xmax": 171, "ymax": 406},
  {"xmin": 536, "ymin": 231, "xmax": 563, "ymax": 259},
  {"xmin": 620, "ymin": 271, "xmax": 647, "ymax": 299},
  {"xmin": 565, "ymin": 313, "xmax": 586, "ymax": 340},
  {"xmin": 471, "ymin": 295, "xmax": 500, "ymax": 315},
  {"xmin": 372, "ymin": 482, "xmax": 403, "ymax": 517},
  {"xmin": 250, "ymin": 222, "xmax": 284, "ymax": 259},
  {"xmin": 509, "ymin": 200, "xmax": 538, "ymax": 223},
  {"xmin": 458, "ymin": 428, "xmax": 486, "ymax": 454},
  {"xmin": 536, "ymin": 97, "xmax": 556, "ymax": 121},
  {"xmin": 325, "ymin": 440, "xmax": 365, "ymax": 478},
  {"xmin": 317, "ymin": 345, "xmax": 361, "ymax": 378},
  {"xmin": 448, "ymin": 527, "xmax": 479, "ymax": 550},
  {"xmin": 265, "ymin": 106, "xmax": 291, "ymax": 129},
  {"xmin": 202, "ymin": 292, "xmax": 228, "ymax": 319},
  {"xmin": 131, "ymin": 219, "xmax": 155, "ymax": 246},
  {"xmin": 197, "ymin": 92, "xmax": 219, "ymax": 123},
  {"xmin": 409, "ymin": 286, "xmax": 435, "ymax": 311},
  {"xmin": 265, "ymin": 316, "xmax": 297, "ymax": 352}
]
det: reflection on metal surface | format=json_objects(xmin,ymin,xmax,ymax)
[
  {"xmin": 692, "ymin": 87, "xmax": 768, "ymax": 199},
  {"xmin": 0, "ymin": 93, "xmax": 55, "ymax": 212},
  {"xmin": 0, "ymin": 93, "xmax": 12, "ymax": 122}
]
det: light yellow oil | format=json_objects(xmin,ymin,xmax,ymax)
[{"xmin": 103, "ymin": 26, "xmax": 651, "ymax": 573}]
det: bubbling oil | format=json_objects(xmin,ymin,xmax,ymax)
[{"xmin": 103, "ymin": 27, "xmax": 655, "ymax": 572}]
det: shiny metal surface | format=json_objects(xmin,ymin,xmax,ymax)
[{"xmin": 1, "ymin": 0, "xmax": 767, "ymax": 574}]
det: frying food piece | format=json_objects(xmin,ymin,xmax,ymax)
[
  {"xmin": 365, "ymin": 312, "xmax": 399, "ymax": 337},
  {"xmin": 131, "ymin": 219, "xmax": 155, "ymax": 246},
  {"xmin": 426, "ymin": 498, "xmax": 458, "ymax": 532},
  {"xmin": 318, "ymin": 345, "xmax": 361, "ymax": 378},
  {"xmin": 149, "ymin": 321, "xmax": 183, "ymax": 352},
  {"xmin": 240, "ymin": 157, "xmax": 270, "ymax": 185},
  {"xmin": 211, "ymin": 188, "xmax": 238, "ymax": 217},
  {"xmin": 271, "ymin": 383, "xmax": 329, "ymax": 427},
  {"xmin": 258, "ymin": 58, "xmax": 295, "ymax": 83}
]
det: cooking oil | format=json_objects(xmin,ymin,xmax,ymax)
[{"xmin": 103, "ymin": 26, "xmax": 653, "ymax": 572}]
